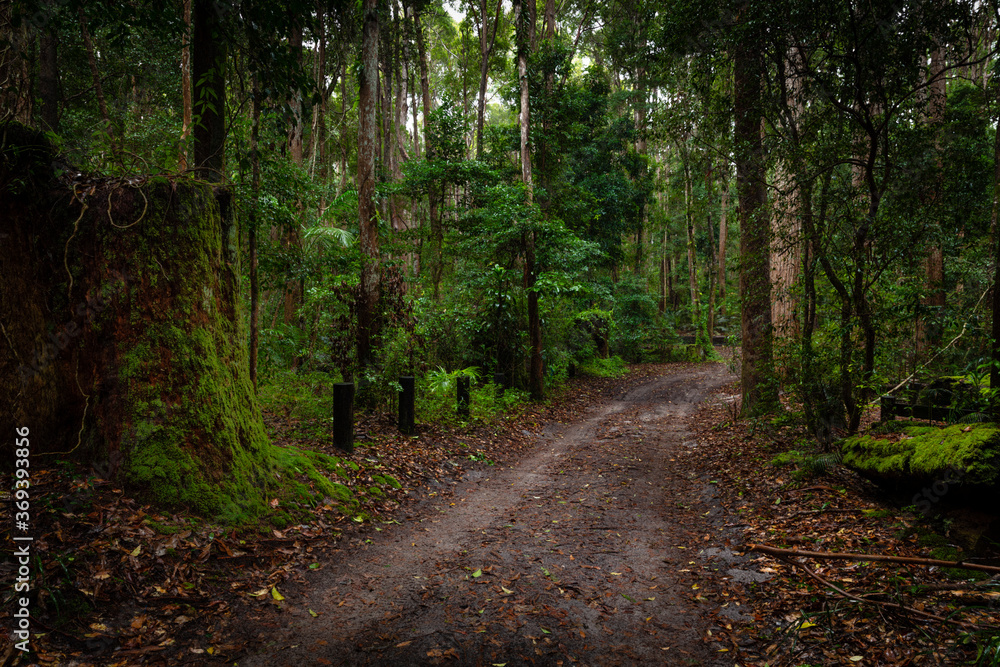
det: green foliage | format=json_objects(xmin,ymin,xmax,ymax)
[
  {"xmin": 608, "ymin": 277, "xmax": 667, "ymax": 363},
  {"xmin": 416, "ymin": 373, "xmax": 531, "ymax": 426},
  {"xmin": 770, "ymin": 449, "xmax": 839, "ymax": 481},
  {"xmin": 577, "ymin": 356, "xmax": 628, "ymax": 378},
  {"xmin": 426, "ymin": 366, "xmax": 481, "ymax": 396}
]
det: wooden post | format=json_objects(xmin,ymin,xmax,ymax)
[
  {"xmin": 457, "ymin": 376, "xmax": 470, "ymax": 418},
  {"xmin": 333, "ymin": 382, "xmax": 354, "ymax": 453},
  {"xmin": 398, "ymin": 375, "xmax": 415, "ymax": 435}
]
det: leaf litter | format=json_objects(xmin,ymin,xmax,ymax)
[{"xmin": 5, "ymin": 361, "xmax": 995, "ymax": 666}]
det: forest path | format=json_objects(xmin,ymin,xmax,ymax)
[{"xmin": 242, "ymin": 363, "xmax": 748, "ymax": 666}]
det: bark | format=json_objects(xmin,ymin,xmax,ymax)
[
  {"xmin": 357, "ymin": 0, "xmax": 381, "ymax": 370},
  {"xmin": 249, "ymin": 77, "xmax": 261, "ymax": 391},
  {"xmin": 476, "ymin": 0, "xmax": 503, "ymax": 159},
  {"xmin": 917, "ymin": 46, "xmax": 946, "ymax": 353},
  {"xmin": 0, "ymin": 126, "xmax": 273, "ymax": 515},
  {"xmin": 683, "ymin": 152, "xmax": 699, "ymax": 326},
  {"xmin": 192, "ymin": 0, "xmax": 226, "ymax": 181},
  {"xmin": 770, "ymin": 169, "xmax": 801, "ymax": 348},
  {"xmin": 310, "ymin": 4, "xmax": 327, "ymax": 180},
  {"xmin": 633, "ymin": 79, "xmax": 646, "ymax": 275},
  {"xmin": 0, "ymin": 3, "xmax": 32, "ymax": 124},
  {"xmin": 771, "ymin": 174, "xmax": 800, "ymax": 339},
  {"xmin": 748, "ymin": 544, "xmax": 1000, "ymax": 576},
  {"xmin": 179, "ymin": 0, "xmax": 192, "ymax": 170},
  {"xmin": 800, "ymin": 173, "xmax": 823, "ymax": 439},
  {"xmin": 734, "ymin": 26, "xmax": 776, "ymax": 416},
  {"xmin": 706, "ymin": 210, "xmax": 716, "ymax": 339},
  {"xmin": 340, "ymin": 62, "xmax": 349, "ymax": 193},
  {"xmin": 717, "ymin": 164, "xmax": 729, "ymax": 317},
  {"xmin": 771, "ymin": 52, "xmax": 804, "ymax": 377},
  {"xmin": 658, "ymin": 173, "xmax": 670, "ymax": 314},
  {"xmin": 413, "ymin": 4, "xmax": 441, "ymax": 296},
  {"xmin": 515, "ymin": 0, "xmax": 533, "ymax": 198},
  {"xmin": 287, "ymin": 23, "xmax": 305, "ymax": 167},
  {"xmin": 411, "ymin": 63, "xmax": 420, "ymax": 159},
  {"xmin": 284, "ymin": 21, "xmax": 304, "ymax": 330},
  {"xmin": 514, "ymin": 0, "xmax": 542, "ymax": 401},
  {"xmin": 38, "ymin": 25, "xmax": 59, "ymax": 133}
]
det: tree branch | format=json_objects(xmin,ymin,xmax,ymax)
[{"xmin": 748, "ymin": 543, "xmax": 1000, "ymax": 575}]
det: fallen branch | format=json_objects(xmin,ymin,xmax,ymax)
[
  {"xmin": 748, "ymin": 543, "xmax": 1000, "ymax": 575},
  {"xmin": 782, "ymin": 508, "xmax": 869, "ymax": 521},
  {"xmin": 777, "ymin": 555, "xmax": 976, "ymax": 629}
]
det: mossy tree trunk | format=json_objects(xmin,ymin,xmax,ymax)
[{"xmin": 1, "ymin": 125, "xmax": 274, "ymax": 520}]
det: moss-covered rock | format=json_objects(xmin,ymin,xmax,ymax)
[{"xmin": 841, "ymin": 423, "xmax": 1000, "ymax": 489}]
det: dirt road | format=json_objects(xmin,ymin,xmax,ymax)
[{"xmin": 242, "ymin": 363, "xmax": 751, "ymax": 666}]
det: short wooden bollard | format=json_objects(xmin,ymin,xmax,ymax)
[
  {"xmin": 457, "ymin": 376, "xmax": 470, "ymax": 418},
  {"xmin": 333, "ymin": 382, "xmax": 355, "ymax": 454},
  {"xmin": 398, "ymin": 375, "xmax": 415, "ymax": 435},
  {"xmin": 493, "ymin": 372, "xmax": 505, "ymax": 398}
]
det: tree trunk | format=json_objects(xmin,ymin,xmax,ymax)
[
  {"xmin": 0, "ymin": 3, "xmax": 33, "ymax": 124},
  {"xmin": 38, "ymin": 24, "xmax": 59, "ymax": 133},
  {"xmin": 357, "ymin": 0, "xmax": 381, "ymax": 371},
  {"xmin": 284, "ymin": 21, "xmax": 304, "ymax": 332},
  {"xmin": 734, "ymin": 26, "xmax": 776, "ymax": 416},
  {"xmin": 310, "ymin": 4, "xmax": 327, "ymax": 180},
  {"xmin": 249, "ymin": 76, "xmax": 261, "ymax": 391},
  {"xmin": 0, "ymin": 126, "xmax": 274, "ymax": 516},
  {"xmin": 192, "ymin": 0, "xmax": 226, "ymax": 181},
  {"xmin": 514, "ymin": 0, "xmax": 542, "ymax": 401},
  {"xmin": 917, "ymin": 46, "xmax": 946, "ymax": 353},
  {"xmin": 633, "ymin": 70, "xmax": 647, "ymax": 275},
  {"xmin": 658, "ymin": 173, "xmax": 670, "ymax": 314},
  {"xmin": 413, "ymin": 4, "xmax": 441, "ymax": 296},
  {"xmin": 683, "ymin": 153, "xmax": 699, "ymax": 327},
  {"xmin": 770, "ymin": 165, "xmax": 801, "ymax": 353},
  {"xmin": 476, "ymin": 0, "xmax": 503, "ymax": 159},
  {"xmin": 179, "ymin": 0, "xmax": 192, "ymax": 170},
  {"xmin": 340, "ymin": 61, "xmax": 349, "ymax": 193},
  {"xmin": 717, "ymin": 164, "xmax": 728, "ymax": 317}
]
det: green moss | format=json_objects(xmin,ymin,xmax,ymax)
[
  {"xmin": 842, "ymin": 423, "xmax": 1000, "ymax": 486},
  {"xmin": 272, "ymin": 445, "xmax": 357, "ymax": 510},
  {"xmin": 577, "ymin": 355, "xmax": 628, "ymax": 378},
  {"xmin": 82, "ymin": 182, "xmax": 279, "ymax": 524},
  {"xmin": 144, "ymin": 520, "xmax": 183, "ymax": 535}
]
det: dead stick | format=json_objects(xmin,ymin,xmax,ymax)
[
  {"xmin": 782, "ymin": 508, "xmax": 868, "ymax": 520},
  {"xmin": 776, "ymin": 556, "xmax": 976, "ymax": 629},
  {"xmin": 748, "ymin": 543, "xmax": 1000, "ymax": 575}
]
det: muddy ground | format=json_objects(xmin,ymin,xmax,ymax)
[{"xmin": 237, "ymin": 362, "xmax": 764, "ymax": 666}]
